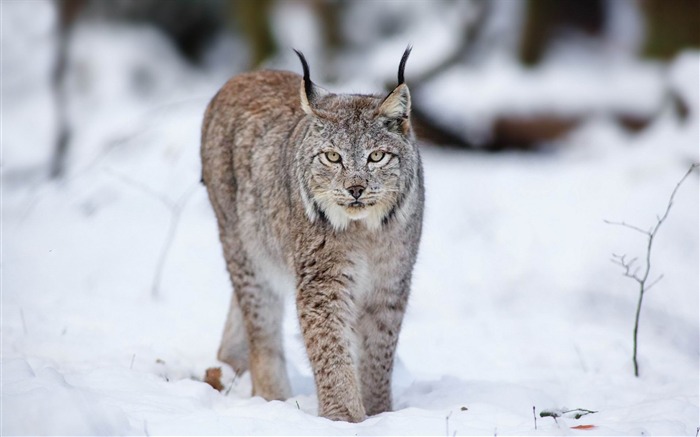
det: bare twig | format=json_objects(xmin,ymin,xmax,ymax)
[
  {"xmin": 224, "ymin": 372, "xmax": 239, "ymax": 396},
  {"xmin": 445, "ymin": 411, "xmax": 452, "ymax": 437},
  {"xmin": 20, "ymin": 308, "xmax": 28, "ymax": 335},
  {"xmin": 606, "ymin": 163, "xmax": 698, "ymax": 377},
  {"xmin": 533, "ymin": 406, "xmax": 537, "ymax": 430},
  {"xmin": 563, "ymin": 408, "xmax": 597, "ymax": 419},
  {"xmin": 540, "ymin": 407, "xmax": 596, "ymax": 421},
  {"xmin": 105, "ymin": 168, "xmax": 199, "ymax": 299},
  {"xmin": 603, "ymin": 220, "xmax": 650, "ymax": 235}
]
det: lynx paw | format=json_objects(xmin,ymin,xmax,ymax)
[
  {"xmin": 320, "ymin": 399, "xmax": 366, "ymax": 423},
  {"xmin": 252, "ymin": 379, "xmax": 291, "ymax": 401}
]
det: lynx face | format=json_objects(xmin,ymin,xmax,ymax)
[
  {"xmin": 301, "ymin": 104, "xmax": 413, "ymax": 231},
  {"xmin": 297, "ymin": 71, "xmax": 415, "ymax": 231}
]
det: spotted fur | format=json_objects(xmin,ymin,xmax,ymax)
[{"xmin": 200, "ymin": 48, "xmax": 423, "ymax": 422}]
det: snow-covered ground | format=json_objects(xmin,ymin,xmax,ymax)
[{"xmin": 2, "ymin": 2, "xmax": 698, "ymax": 435}]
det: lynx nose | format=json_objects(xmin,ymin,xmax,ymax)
[{"xmin": 347, "ymin": 185, "xmax": 365, "ymax": 200}]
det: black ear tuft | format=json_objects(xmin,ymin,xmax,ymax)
[
  {"xmin": 398, "ymin": 45, "xmax": 412, "ymax": 85},
  {"xmin": 293, "ymin": 49, "xmax": 314, "ymax": 101}
]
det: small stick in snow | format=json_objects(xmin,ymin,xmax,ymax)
[
  {"xmin": 20, "ymin": 308, "xmax": 28, "ymax": 335},
  {"xmin": 539, "ymin": 409, "xmax": 561, "ymax": 427},
  {"xmin": 224, "ymin": 373, "xmax": 239, "ymax": 396},
  {"xmin": 445, "ymin": 411, "xmax": 452, "ymax": 437},
  {"xmin": 533, "ymin": 406, "xmax": 537, "ymax": 430},
  {"xmin": 605, "ymin": 163, "xmax": 698, "ymax": 377},
  {"xmin": 563, "ymin": 408, "xmax": 597, "ymax": 419},
  {"xmin": 541, "ymin": 408, "xmax": 596, "ymax": 420},
  {"xmin": 130, "ymin": 353, "xmax": 136, "ymax": 369},
  {"xmin": 105, "ymin": 168, "xmax": 199, "ymax": 299}
]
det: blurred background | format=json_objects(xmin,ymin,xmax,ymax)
[{"xmin": 3, "ymin": 0, "xmax": 699, "ymax": 182}]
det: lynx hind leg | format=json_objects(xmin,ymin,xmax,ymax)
[
  {"xmin": 218, "ymin": 292, "xmax": 249, "ymax": 375},
  {"xmin": 238, "ymin": 282, "xmax": 292, "ymax": 401},
  {"xmin": 227, "ymin": 255, "xmax": 292, "ymax": 401}
]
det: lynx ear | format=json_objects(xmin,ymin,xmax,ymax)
[
  {"xmin": 378, "ymin": 46, "xmax": 412, "ymax": 132},
  {"xmin": 293, "ymin": 49, "xmax": 328, "ymax": 116},
  {"xmin": 379, "ymin": 83, "xmax": 411, "ymax": 120}
]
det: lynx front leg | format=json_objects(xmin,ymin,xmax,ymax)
[
  {"xmin": 296, "ymin": 252, "xmax": 366, "ymax": 422},
  {"xmin": 357, "ymin": 278, "xmax": 409, "ymax": 416}
]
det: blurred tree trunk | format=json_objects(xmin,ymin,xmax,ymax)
[
  {"xmin": 641, "ymin": 0, "xmax": 700, "ymax": 59},
  {"xmin": 234, "ymin": 0, "xmax": 277, "ymax": 68},
  {"xmin": 519, "ymin": 0, "xmax": 604, "ymax": 66},
  {"xmin": 519, "ymin": 0, "xmax": 554, "ymax": 66},
  {"xmin": 312, "ymin": 0, "xmax": 344, "ymax": 82},
  {"xmin": 83, "ymin": 0, "xmax": 224, "ymax": 63},
  {"xmin": 50, "ymin": 0, "xmax": 85, "ymax": 179}
]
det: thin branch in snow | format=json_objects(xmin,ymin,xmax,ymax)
[
  {"xmin": 605, "ymin": 163, "xmax": 698, "ymax": 377},
  {"xmin": 563, "ymin": 408, "xmax": 597, "ymax": 419},
  {"xmin": 533, "ymin": 406, "xmax": 537, "ymax": 430},
  {"xmin": 105, "ymin": 168, "xmax": 177, "ymax": 210},
  {"xmin": 540, "ymin": 407, "xmax": 596, "ymax": 425},
  {"xmin": 610, "ymin": 254, "xmax": 640, "ymax": 281},
  {"xmin": 225, "ymin": 373, "xmax": 239, "ymax": 396},
  {"xmin": 150, "ymin": 183, "xmax": 199, "ymax": 298},
  {"xmin": 20, "ymin": 308, "xmax": 28, "ymax": 335},
  {"xmin": 645, "ymin": 274, "xmax": 664, "ymax": 293},
  {"xmin": 445, "ymin": 411, "xmax": 452, "ymax": 437},
  {"xmin": 130, "ymin": 354, "xmax": 136, "ymax": 370},
  {"xmin": 105, "ymin": 168, "xmax": 199, "ymax": 299},
  {"xmin": 603, "ymin": 220, "xmax": 650, "ymax": 235}
]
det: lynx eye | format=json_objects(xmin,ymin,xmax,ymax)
[
  {"xmin": 325, "ymin": 151, "xmax": 341, "ymax": 163},
  {"xmin": 368, "ymin": 151, "xmax": 386, "ymax": 163}
]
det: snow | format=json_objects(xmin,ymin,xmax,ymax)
[{"xmin": 2, "ymin": 2, "xmax": 698, "ymax": 435}]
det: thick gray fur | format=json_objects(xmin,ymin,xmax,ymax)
[{"xmin": 200, "ymin": 48, "xmax": 424, "ymax": 422}]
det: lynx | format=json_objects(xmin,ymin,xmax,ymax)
[{"xmin": 200, "ymin": 47, "xmax": 424, "ymax": 422}]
